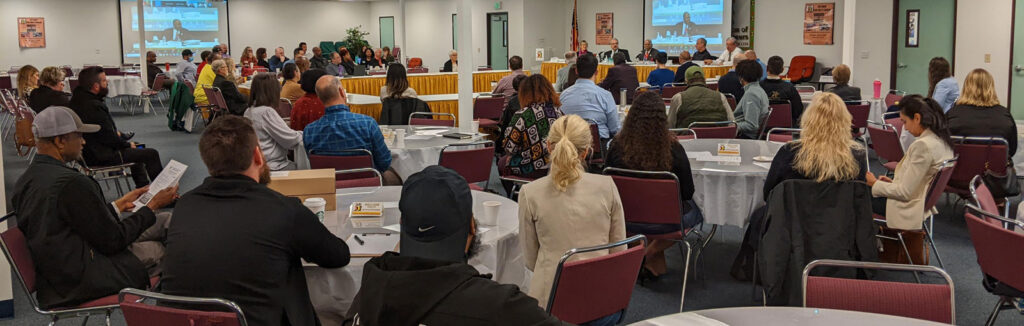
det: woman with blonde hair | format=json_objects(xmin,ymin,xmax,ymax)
[
  {"xmin": 239, "ymin": 46, "xmax": 257, "ymax": 68},
  {"xmin": 222, "ymin": 58, "xmax": 242, "ymax": 84},
  {"xmin": 732, "ymin": 92, "xmax": 867, "ymax": 281},
  {"xmin": 27, "ymin": 66, "xmax": 68, "ymax": 113},
  {"xmin": 16, "ymin": 65, "xmax": 39, "ymax": 98},
  {"xmin": 518, "ymin": 115, "xmax": 626, "ymax": 319},
  {"xmin": 947, "ymin": 68, "xmax": 1016, "ymax": 157}
]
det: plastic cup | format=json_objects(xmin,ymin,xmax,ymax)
[{"xmin": 481, "ymin": 201, "xmax": 501, "ymax": 225}]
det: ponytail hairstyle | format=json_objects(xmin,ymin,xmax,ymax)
[
  {"xmin": 899, "ymin": 94, "xmax": 954, "ymax": 149},
  {"xmin": 547, "ymin": 115, "xmax": 592, "ymax": 192}
]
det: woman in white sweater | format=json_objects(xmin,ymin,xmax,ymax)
[{"xmin": 243, "ymin": 73, "xmax": 303, "ymax": 171}]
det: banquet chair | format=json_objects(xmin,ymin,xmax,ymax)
[
  {"xmin": 661, "ymin": 83, "xmax": 687, "ymax": 101},
  {"xmin": 866, "ymin": 121, "xmax": 904, "ymax": 174},
  {"xmin": 765, "ymin": 104, "xmax": 792, "ymax": 129},
  {"xmin": 586, "ymin": 122, "xmax": 606, "ymax": 169},
  {"xmin": 963, "ymin": 204, "xmax": 1024, "ymax": 326},
  {"xmin": 277, "ymin": 98, "xmax": 293, "ymax": 123},
  {"xmin": 725, "ymin": 94, "xmax": 737, "ymax": 111},
  {"xmin": 795, "ymin": 85, "xmax": 816, "ymax": 94},
  {"xmin": 884, "ymin": 90, "xmax": 907, "ymax": 108},
  {"xmin": 439, "ymin": 141, "xmax": 495, "ymax": 191},
  {"xmin": 409, "ymin": 112, "xmax": 456, "ymax": 127},
  {"xmin": 883, "ymin": 111, "xmax": 904, "ymax": 135},
  {"xmin": 60, "ymin": 65, "xmax": 74, "ymax": 78},
  {"xmin": 688, "ymin": 121, "xmax": 738, "ymax": 139},
  {"xmin": 137, "ymin": 73, "xmax": 168, "ymax": 116},
  {"xmin": 77, "ymin": 159, "xmax": 143, "ymax": 198},
  {"xmin": 473, "ymin": 96, "xmax": 505, "ymax": 129},
  {"xmin": 946, "ymin": 136, "xmax": 1009, "ymax": 199},
  {"xmin": 603, "ymin": 167, "xmax": 693, "ymax": 312},
  {"xmin": 546, "ymin": 235, "xmax": 646, "ymax": 325},
  {"xmin": 669, "ymin": 128, "xmax": 697, "ymax": 140},
  {"xmin": 119, "ymin": 288, "xmax": 248, "ymax": 326},
  {"xmin": 0, "ymin": 75, "xmax": 11, "ymax": 90},
  {"xmin": 202, "ymin": 86, "xmax": 230, "ymax": 122},
  {"xmin": 847, "ymin": 102, "xmax": 871, "ymax": 164},
  {"xmin": 802, "ymin": 259, "xmax": 955, "ymax": 324},
  {"xmin": 333, "ymin": 168, "xmax": 383, "ymax": 191},
  {"xmin": 784, "ymin": 55, "xmax": 816, "ymax": 83},
  {"xmin": 766, "ymin": 128, "xmax": 800, "ymax": 144},
  {"xmin": 308, "ymin": 149, "xmax": 379, "ymax": 189},
  {"xmin": 875, "ymin": 158, "xmax": 956, "ymax": 268},
  {"xmin": 0, "ymin": 213, "xmax": 120, "ymax": 326},
  {"xmin": 497, "ymin": 169, "xmax": 537, "ymax": 200},
  {"xmin": 706, "ymin": 82, "xmax": 719, "ymax": 91},
  {"xmin": 969, "ymin": 175, "xmax": 1006, "ymax": 225}
]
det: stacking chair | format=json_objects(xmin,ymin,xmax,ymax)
[
  {"xmin": 201, "ymin": 86, "xmax": 230, "ymax": 122},
  {"xmin": 875, "ymin": 158, "xmax": 957, "ymax": 268},
  {"xmin": 77, "ymin": 159, "xmax": 143, "ymax": 198},
  {"xmin": 884, "ymin": 90, "xmax": 907, "ymax": 108},
  {"xmin": 409, "ymin": 112, "xmax": 456, "ymax": 127},
  {"xmin": 473, "ymin": 96, "xmax": 505, "ymax": 129},
  {"xmin": 883, "ymin": 111, "xmax": 904, "ymax": 135},
  {"xmin": 970, "ymin": 175, "xmax": 1005, "ymax": 224},
  {"xmin": 802, "ymin": 259, "xmax": 955, "ymax": 324},
  {"xmin": 660, "ymin": 83, "xmax": 687, "ymax": 101},
  {"xmin": 439, "ymin": 141, "xmax": 495, "ymax": 191},
  {"xmin": 546, "ymin": 235, "xmax": 646, "ymax": 325},
  {"xmin": 725, "ymin": 94, "xmax": 737, "ymax": 111},
  {"xmin": 706, "ymin": 83, "xmax": 719, "ymax": 91},
  {"xmin": 603, "ymin": 167, "xmax": 693, "ymax": 311},
  {"xmin": 669, "ymin": 128, "xmax": 697, "ymax": 140},
  {"xmin": 946, "ymin": 136, "xmax": 1009, "ymax": 199},
  {"xmin": 333, "ymin": 168, "xmax": 384, "ymax": 191},
  {"xmin": 963, "ymin": 205, "xmax": 1024, "ymax": 326},
  {"xmin": 308, "ymin": 149, "xmax": 378, "ymax": 189},
  {"xmin": 586, "ymin": 122, "xmax": 606, "ymax": 169},
  {"xmin": 867, "ymin": 121, "xmax": 904, "ymax": 174},
  {"xmin": 847, "ymin": 102, "xmax": 871, "ymax": 163},
  {"xmin": 687, "ymin": 121, "xmax": 737, "ymax": 139},
  {"xmin": 765, "ymin": 128, "xmax": 800, "ymax": 144},
  {"xmin": 137, "ymin": 73, "xmax": 168, "ymax": 115},
  {"xmin": 758, "ymin": 105, "xmax": 792, "ymax": 139},
  {"xmin": 277, "ymin": 98, "xmax": 293, "ymax": 123},
  {"xmin": 0, "ymin": 213, "xmax": 120, "ymax": 325},
  {"xmin": 119, "ymin": 288, "xmax": 248, "ymax": 326}
]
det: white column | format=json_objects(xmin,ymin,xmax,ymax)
[
  {"xmin": 842, "ymin": 0, "xmax": 857, "ymax": 69},
  {"xmin": 399, "ymin": 0, "xmax": 406, "ymax": 61},
  {"xmin": 137, "ymin": 0, "xmax": 150, "ymax": 113},
  {"xmin": 457, "ymin": 0, "xmax": 474, "ymax": 131}
]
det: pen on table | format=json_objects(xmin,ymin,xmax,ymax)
[{"xmin": 353, "ymin": 235, "xmax": 365, "ymax": 245}]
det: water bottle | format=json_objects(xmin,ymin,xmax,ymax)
[
  {"xmin": 619, "ymin": 88, "xmax": 628, "ymax": 109},
  {"xmin": 873, "ymin": 79, "xmax": 882, "ymax": 99}
]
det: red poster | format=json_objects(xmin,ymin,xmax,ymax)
[
  {"xmin": 596, "ymin": 13, "xmax": 613, "ymax": 45},
  {"xmin": 803, "ymin": 3, "xmax": 834, "ymax": 45},
  {"xmin": 18, "ymin": 17, "xmax": 46, "ymax": 48}
]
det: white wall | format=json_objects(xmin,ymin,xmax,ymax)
[
  {"xmin": 576, "ymin": 0, "xmax": 645, "ymax": 56},
  {"xmin": 0, "ymin": 0, "xmax": 122, "ymax": 68},
  {"xmin": 229, "ymin": 0, "xmax": 371, "ymax": 57},
  {"xmin": 523, "ymin": 0, "xmax": 569, "ymax": 72},
  {"xmin": 955, "ymin": 0, "xmax": 1013, "ymax": 104},
  {"xmin": 852, "ymin": 0, "xmax": 893, "ymax": 93},
  {"xmin": 754, "ymin": 0, "xmax": 845, "ymax": 72}
]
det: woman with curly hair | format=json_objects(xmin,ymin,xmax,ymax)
[
  {"xmin": 500, "ymin": 74, "xmax": 563, "ymax": 177},
  {"xmin": 605, "ymin": 90, "xmax": 695, "ymax": 278}
]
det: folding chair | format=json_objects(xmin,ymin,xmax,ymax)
[
  {"xmin": 308, "ymin": 149, "xmax": 379, "ymax": 189},
  {"xmin": 137, "ymin": 73, "xmax": 168, "ymax": 115},
  {"xmin": 603, "ymin": 167, "xmax": 694, "ymax": 311},
  {"xmin": 963, "ymin": 204, "xmax": 1024, "ymax": 326},
  {"xmin": 766, "ymin": 103, "xmax": 792, "ymax": 129},
  {"xmin": 277, "ymin": 98, "xmax": 293, "ymax": 123},
  {"xmin": 766, "ymin": 128, "xmax": 800, "ymax": 144},
  {"xmin": 802, "ymin": 259, "xmax": 955, "ymax": 324},
  {"xmin": 0, "ymin": 213, "xmax": 119, "ymax": 326},
  {"xmin": 546, "ymin": 235, "xmax": 647, "ymax": 325},
  {"xmin": 119, "ymin": 288, "xmax": 248, "ymax": 326},
  {"xmin": 409, "ymin": 112, "xmax": 456, "ymax": 127},
  {"xmin": 669, "ymin": 128, "xmax": 697, "ymax": 140},
  {"xmin": 875, "ymin": 158, "xmax": 957, "ymax": 268},
  {"xmin": 473, "ymin": 96, "xmax": 505, "ymax": 129},
  {"xmin": 77, "ymin": 159, "xmax": 143, "ymax": 198},
  {"xmin": 687, "ymin": 121, "xmax": 737, "ymax": 139},
  {"xmin": 439, "ymin": 141, "xmax": 496, "ymax": 191},
  {"xmin": 867, "ymin": 121, "xmax": 904, "ymax": 173}
]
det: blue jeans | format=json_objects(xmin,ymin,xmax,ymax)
[{"xmin": 580, "ymin": 311, "xmax": 623, "ymax": 326}]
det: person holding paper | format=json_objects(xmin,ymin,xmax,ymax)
[
  {"xmin": 11, "ymin": 107, "xmax": 178, "ymax": 309},
  {"xmin": 162, "ymin": 116, "xmax": 350, "ymax": 326},
  {"xmin": 345, "ymin": 166, "xmax": 567, "ymax": 326}
]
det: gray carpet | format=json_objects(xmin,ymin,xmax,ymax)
[{"xmin": 0, "ymin": 100, "xmax": 1021, "ymax": 325}]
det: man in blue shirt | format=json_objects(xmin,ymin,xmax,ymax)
[
  {"xmin": 646, "ymin": 52, "xmax": 675, "ymax": 89},
  {"xmin": 303, "ymin": 76, "xmax": 402, "ymax": 185},
  {"xmin": 559, "ymin": 53, "xmax": 620, "ymax": 148},
  {"xmin": 746, "ymin": 50, "xmax": 767, "ymax": 81},
  {"xmin": 268, "ymin": 47, "xmax": 289, "ymax": 72}
]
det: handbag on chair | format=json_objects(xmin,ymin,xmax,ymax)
[
  {"xmin": 14, "ymin": 112, "xmax": 35, "ymax": 157},
  {"xmin": 877, "ymin": 227, "xmax": 929, "ymax": 265},
  {"xmin": 981, "ymin": 144, "xmax": 1020, "ymax": 198}
]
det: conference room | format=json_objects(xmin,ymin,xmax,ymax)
[{"xmin": 0, "ymin": 0, "xmax": 1023, "ymax": 325}]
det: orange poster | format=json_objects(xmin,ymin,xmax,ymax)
[
  {"xmin": 596, "ymin": 13, "xmax": 613, "ymax": 45},
  {"xmin": 803, "ymin": 3, "xmax": 834, "ymax": 45},
  {"xmin": 18, "ymin": 17, "xmax": 46, "ymax": 48}
]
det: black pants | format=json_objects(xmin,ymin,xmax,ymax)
[
  {"xmin": 871, "ymin": 197, "xmax": 888, "ymax": 217},
  {"xmin": 121, "ymin": 148, "xmax": 162, "ymax": 187}
]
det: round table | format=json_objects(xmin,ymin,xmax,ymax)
[
  {"xmin": 105, "ymin": 75, "xmax": 145, "ymax": 98},
  {"xmin": 628, "ymin": 306, "xmax": 946, "ymax": 325},
  {"xmin": 304, "ymin": 186, "xmax": 526, "ymax": 324},
  {"xmin": 679, "ymin": 139, "xmax": 783, "ymax": 227}
]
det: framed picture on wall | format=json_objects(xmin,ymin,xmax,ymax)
[{"xmin": 906, "ymin": 10, "xmax": 920, "ymax": 47}]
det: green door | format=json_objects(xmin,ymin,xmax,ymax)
[
  {"xmin": 1012, "ymin": 0, "xmax": 1024, "ymax": 116},
  {"xmin": 488, "ymin": 13, "xmax": 509, "ymax": 70},
  {"xmin": 894, "ymin": 0, "xmax": 955, "ymax": 95},
  {"xmin": 379, "ymin": 17, "xmax": 395, "ymax": 49}
]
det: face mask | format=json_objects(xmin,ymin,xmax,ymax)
[{"xmin": 187, "ymin": 57, "xmax": 193, "ymax": 63}]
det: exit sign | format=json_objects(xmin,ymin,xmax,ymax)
[{"xmin": 494, "ymin": 1, "xmax": 502, "ymax": 10}]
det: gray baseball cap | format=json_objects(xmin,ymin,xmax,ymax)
[{"xmin": 33, "ymin": 106, "xmax": 100, "ymax": 138}]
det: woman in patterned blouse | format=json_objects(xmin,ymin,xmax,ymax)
[{"xmin": 500, "ymin": 74, "xmax": 564, "ymax": 177}]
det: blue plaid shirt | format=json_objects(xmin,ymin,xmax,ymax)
[{"xmin": 303, "ymin": 104, "xmax": 392, "ymax": 172}]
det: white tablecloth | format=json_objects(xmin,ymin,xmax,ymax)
[
  {"xmin": 304, "ymin": 186, "xmax": 526, "ymax": 324},
  {"xmin": 629, "ymin": 307, "xmax": 946, "ymax": 325},
  {"xmin": 105, "ymin": 75, "xmax": 145, "ymax": 98},
  {"xmin": 680, "ymin": 139, "xmax": 783, "ymax": 227}
]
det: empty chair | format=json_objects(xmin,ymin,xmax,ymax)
[
  {"xmin": 438, "ymin": 141, "xmax": 495, "ymax": 190},
  {"xmin": 847, "ymin": 102, "xmax": 870, "ymax": 138},
  {"xmin": 688, "ymin": 121, "xmax": 738, "ymax": 139},
  {"xmin": 473, "ymin": 96, "xmax": 504, "ymax": 129},
  {"xmin": 885, "ymin": 90, "xmax": 906, "ymax": 108},
  {"xmin": 866, "ymin": 121, "xmax": 904, "ymax": 173},
  {"xmin": 409, "ymin": 112, "xmax": 456, "ymax": 127},
  {"xmin": 963, "ymin": 205, "xmax": 1024, "ymax": 326},
  {"xmin": 546, "ymin": 235, "xmax": 646, "ymax": 325},
  {"xmin": 969, "ymin": 175, "xmax": 1003, "ymax": 224},
  {"xmin": 202, "ymin": 86, "xmax": 230, "ymax": 120},
  {"xmin": 784, "ymin": 55, "xmax": 816, "ymax": 83},
  {"xmin": 802, "ymin": 259, "xmax": 955, "ymax": 324},
  {"xmin": 119, "ymin": 288, "xmax": 248, "ymax": 326},
  {"xmin": 765, "ymin": 104, "xmax": 792, "ymax": 129}
]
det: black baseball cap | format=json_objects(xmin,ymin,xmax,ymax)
[
  {"xmin": 182, "ymin": 49, "xmax": 193, "ymax": 56},
  {"xmin": 399, "ymin": 165, "xmax": 473, "ymax": 263}
]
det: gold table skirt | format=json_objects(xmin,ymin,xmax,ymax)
[
  {"xmin": 540, "ymin": 62, "xmax": 732, "ymax": 84},
  {"xmin": 340, "ymin": 70, "xmax": 526, "ymax": 96}
]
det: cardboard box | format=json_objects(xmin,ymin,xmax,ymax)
[{"xmin": 267, "ymin": 169, "xmax": 336, "ymax": 211}]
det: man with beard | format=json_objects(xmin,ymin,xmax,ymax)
[
  {"xmin": 11, "ymin": 107, "xmax": 178, "ymax": 309},
  {"xmin": 69, "ymin": 66, "xmax": 163, "ymax": 187},
  {"xmin": 161, "ymin": 115, "xmax": 350, "ymax": 326}
]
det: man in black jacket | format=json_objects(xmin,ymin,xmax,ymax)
[
  {"xmin": 161, "ymin": 116, "xmax": 350, "ymax": 326},
  {"xmin": 70, "ymin": 66, "xmax": 163, "ymax": 186},
  {"xmin": 599, "ymin": 38, "xmax": 630, "ymax": 63},
  {"xmin": 11, "ymin": 107, "xmax": 177, "ymax": 309},
  {"xmin": 345, "ymin": 166, "xmax": 566, "ymax": 326},
  {"xmin": 27, "ymin": 66, "xmax": 69, "ymax": 113},
  {"xmin": 759, "ymin": 56, "xmax": 805, "ymax": 125},
  {"xmin": 599, "ymin": 52, "xmax": 640, "ymax": 105},
  {"xmin": 716, "ymin": 53, "xmax": 747, "ymax": 102}
]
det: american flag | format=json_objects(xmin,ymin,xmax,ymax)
[{"xmin": 571, "ymin": 0, "xmax": 579, "ymax": 52}]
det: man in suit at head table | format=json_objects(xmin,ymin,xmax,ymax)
[{"xmin": 599, "ymin": 38, "xmax": 631, "ymax": 64}]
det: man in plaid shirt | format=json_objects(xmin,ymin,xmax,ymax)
[{"xmin": 303, "ymin": 76, "xmax": 402, "ymax": 184}]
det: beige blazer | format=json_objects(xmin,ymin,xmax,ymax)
[
  {"xmin": 518, "ymin": 173, "xmax": 626, "ymax": 308},
  {"xmin": 872, "ymin": 129, "xmax": 954, "ymax": 230}
]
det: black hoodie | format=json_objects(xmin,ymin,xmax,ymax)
[{"xmin": 345, "ymin": 252, "xmax": 570, "ymax": 326}]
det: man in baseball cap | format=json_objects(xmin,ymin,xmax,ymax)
[
  {"xmin": 667, "ymin": 65, "xmax": 736, "ymax": 129},
  {"xmin": 10, "ymin": 107, "xmax": 178, "ymax": 309},
  {"xmin": 345, "ymin": 166, "xmax": 567, "ymax": 325}
]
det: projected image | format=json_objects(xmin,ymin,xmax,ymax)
[
  {"xmin": 649, "ymin": 0, "xmax": 725, "ymax": 56},
  {"xmin": 120, "ymin": 0, "xmax": 229, "ymax": 63}
]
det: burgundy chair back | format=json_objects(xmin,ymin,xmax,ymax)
[
  {"xmin": 0, "ymin": 75, "xmax": 11, "ymax": 90},
  {"xmin": 884, "ymin": 92, "xmax": 904, "ymax": 108},
  {"xmin": 765, "ymin": 104, "xmax": 792, "ymax": 129},
  {"xmin": 308, "ymin": 150, "xmax": 376, "ymax": 184},
  {"xmin": 969, "ymin": 176, "xmax": 1003, "ymax": 227},
  {"xmin": 949, "ymin": 137, "xmax": 1008, "ymax": 190},
  {"xmin": 606, "ymin": 170, "xmax": 682, "ymax": 225},
  {"xmin": 866, "ymin": 124, "xmax": 904, "ymax": 164},
  {"xmin": 725, "ymin": 95, "xmax": 737, "ymax": 110},
  {"xmin": 706, "ymin": 83, "xmax": 719, "ymax": 91},
  {"xmin": 547, "ymin": 236, "xmax": 646, "ymax": 324},
  {"xmin": 103, "ymin": 67, "xmax": 123, "ymax": 76},
  {"xmin": 409, "ymin": 118, "xmax": 454, "ymax": 127},
  {"xmin": 587, "ymin": 123, "xmax": 604, "ymax": 163},
  {"xmin": 69, "ymin": 78, "xmax": 80, "ymax": 91},
  {"xmin": 438, "ymin": 142, "xmax": 495, "ymax": 184},
  {"xmin": 924, "ymin": 159, "xmax": 957, "ymax": 211},
  {"xmin": 669, "ymin": 128, "xmax": 696, "ymax": 140},
  {"xmin": 276, "ymin": 98, "xmax": 293, "ymax": 119},
  {"xmin": 846, "ymin": 104, "xmax": 870, "ymax": 131},
  {"xmin": 661, "ymin": 86, "xmax": 687, "ymax": 100},
  {"xmin": 964, "ymin": 207, "xmax": 1024, "ymax": 297},
  {"xmin": 473, "ymin": 97, "xmax": 504, "ymax": 120},
  {"xmin": 151, "ymin": 74, "xmax": 167, "ymax": 92},
  {"xmin": 203, "ymin": 87, "xmax": 229, "ymax": 113},
  {"xmin": 688, "ymin": 122, "xmax": 737, "ymax": 139},
  {"xmin": 804, "ymin": 261, "xmax": 954, "ymax": 324},
  {"xmin": 0, "ymin": 226, "xmax": 36, "ymax": 294},
  {"xmin": 119, "ymin": 289, "xmax": 246, "ymax": 326},
  {"xmin": 61, "ymin": 66, "xmax": 74, "ymax": 78}
]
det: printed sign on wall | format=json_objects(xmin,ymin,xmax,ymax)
[
  {"xmin": 803, "ymin": 3, "xmax": 834, "ymax": 45},
  {"xmin": 18, "ymin": 17, "xmax": 46, "ymax": 48},
  {"xmin": 596, "ymin": 13, "xmax": 614, "ymax": 45}
]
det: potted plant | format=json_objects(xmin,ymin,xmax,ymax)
[{"xmin": 344, "ymin": 26, "xmax": 371, "ymax": 62}]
